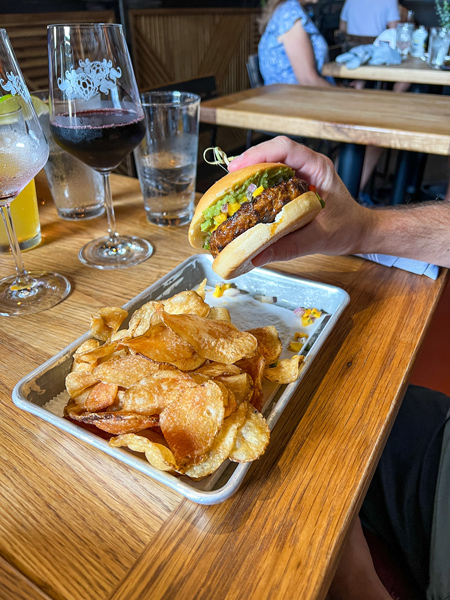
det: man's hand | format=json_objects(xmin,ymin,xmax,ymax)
[{"xmin": 228, "ymin": 136, "xmax": 372, "ymax": 267}]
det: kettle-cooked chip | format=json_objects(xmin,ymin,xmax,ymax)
[
  {"xmin": 194, "ymin": 362, "xmax": 242, "ymax": 378},
  {"xmin": 121, "ymin": 370, "xmax": 197, "ymax": 414},
  {"xmin": 236, "ymin": 354, "xmax": 266, "ymax": 412},
  {"xmin": 65, "ymin": 371, "xmax": 100, "ymax": 398},
  {"xmin": 76, "ymin": 342, "xmax": 118, "ymax": 365},
  {"xmin": 109, "ymin": 432, "xmax": 178, "ymax": 472},
  {"xmin": 121, "ymin": 323, "xmax": 205, "ymax": 371},
  {"xmin": 229, "ymin": 403, "xmax": 270, "ymax": 463},
  {"xmin": 162, "ymin": 310, "xmax": 258, "ymax": 364},
  {"xmin": 93, "ymin": 354, "xmax": 163, "ymax": 388},
  {"xmin": 264, "ymin": 355, "xmax": 305, "ymax": 384},
  {"xmin": 163, "ymin": 290, "xmax": 210, "ymax": 317},
  {"xmin": 196, "ymin": 278, "xmax": 207, "ymax": 300},
  {"xmin": 215, "ymin": 373, "xmax": 254, "ymax": 406},
  {"xmin": 128, "ymin": 301, "xmax": 162, "ymax": 337},
  {"xmin": 90, "ymin": 307, "xmax": 128, "ymax": 342},
  {"xmin": 69, "ymin": 410, "xmax": 159, "ymax": 435},
  {"xmin": 247, "ymin": 326, "xmax": 282, "ymax": 365},
  {"xmin": 184, "ymin": 401, "xmax": 247, "ymax": 479},
  {"xmin": 85, "ymin": 382, "xmax": 118, "ymax": 412},
  {"xmin": 159, "ymin": 379, "xmax": 225, "ymax": 465},
  {"xmin": 207, "ymin": 306, "xmax": 231, "ymax": 322}
]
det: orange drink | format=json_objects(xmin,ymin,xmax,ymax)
[{"xmin": 0, "ymin": 180, "xmax": 41, "ymax": 252}]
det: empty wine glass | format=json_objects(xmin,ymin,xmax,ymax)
[
  {"xmin": 0, "ymin": 29, "xmax": 71, "ymax": 317},
  {"xmin": 48, "ymin": 23, "xmax": 153, "ymax": 269}
]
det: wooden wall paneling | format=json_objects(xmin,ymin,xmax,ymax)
[
  {"xmin": 1, "ymin": 11, "xmax": 116, "ymax": 91},
  {"xmin": 129, "ymin": 8, "xmax": 260, "ymax": 95}
]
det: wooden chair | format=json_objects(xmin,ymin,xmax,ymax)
[{"xmin": 246, "ymin": 54, "xmax": 264, "ymax": 89}]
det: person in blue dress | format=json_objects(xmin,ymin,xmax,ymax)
[{"xmin": 258, "ymin": 0, "xmax": 333, "ymax": 87}]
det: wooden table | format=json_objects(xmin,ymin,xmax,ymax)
[
  {"xmin": 0, "ymin": 174, "xmax": 447, "ymax": 600},
  {"xmin": 200, "ymin": 83, "xmax": 450, "ymax": 201},
  {"xmin": 322, "ymin": 56, "xmax": 450, "ymax": 85}
]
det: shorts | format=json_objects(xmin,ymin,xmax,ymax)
[{"xmin": 360, "ymin": 385, "xmax": 450, "ymax": 595}]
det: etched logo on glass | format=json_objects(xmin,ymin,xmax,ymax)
[
  {"xmin": 0, "ymin": 72, "xmax": 28, "ymax": 98},
  {"xmin": 57, "ymin": 59, "xmax": 122, "ymax": 100}
]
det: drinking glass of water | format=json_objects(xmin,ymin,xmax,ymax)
[
  {"xmin": 48, "ymin": 23, "xmax": 153, "ymax": 269},
  {"xmin": 396, "ymin": 23, "xmax": 414, "ymax": 59},
  {"xmin": 134, "ymin": 91, "xmax": 200, "ymax": 227}
]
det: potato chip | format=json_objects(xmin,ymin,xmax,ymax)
[
  {"xmin": 121, "ymin": 323, "xmax": 205, "ymax": 371},
  {"xmin": 163, "ymin": 290, "xmax": 210, "ymax": 317},
  {"xmin": 162, "ymin": 310, "xmax": 258, "ymax": 364},
  {"xmin": 85, "ymin": 382, "xmax": 118, "ymax": 412},
  {"xmin": 215, "ymin": 373, "xmax": 254, "ymax": 406},
  {"xmin": 128, "ymin": 301, "xmax": 161, "ymax": 337},
  {"xmin": 236, "ymin": 354, "xmax": 266, "ymax": 412},
  {"xmin": 109, "ymin": 432, "xmax": 178, "ymax": 472},
  {"xmin": 194, "ymin": 362, "xmax": 242, "ymax": 377},
  {"xmin": 159, "ymin": 380, "xmax": 225, "ymax": 465},
  {"xmin": 74, "ymin": 339, "xmax": 100, "ymax": 356},
  {"xmin": 68, "ymin": 410, "xmax": 159, "ymax": 434},
  {"xmin": 184, "ymin": 401, "xmax": 247, "ymax": 479},
  {"xmin": 90, "ymin": 307, "xmax": 128, "ymax": 342},
  {"xmin": 264, "ymin": 355, "xmax": 305, "ymax": 384},
  {"xmin": 93, "ymin": 354, "xmax": 162, "ymax": 388},
  {"xmin": 247, "ymin": 326, "xmax": 282, "ymax": 365},
  {"xmin": 207, "ymin": 307, "xmax": 231, "ymax": 322},
  {"xmin": 196, "ymin": 278, "xmax": 207, "ymax": 300},
  {"xmin": 229, "ymin": 403, "xmax": 270, "ymax": 463},
  {"xmin": 121, "ymin": 370, "xmax": 197, "ymax": 414},
  {"xmin": 65, "ymin": 371, "xmax": 99, "ymax": 398},
  {"xmin": 75, "ymin": 342, "xmax": 118, "ymax": 365}
]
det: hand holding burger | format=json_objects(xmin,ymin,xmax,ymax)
[{"xmin": 188, "ymin": 156, "xmax": 324, "ymax": 279}]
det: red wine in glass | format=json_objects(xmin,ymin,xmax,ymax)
[{"xmin": 50, "ymin": 108, "xmax": 145, "ymax": 170}]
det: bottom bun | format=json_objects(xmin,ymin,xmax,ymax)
[{"xmin": 212, "ymin": 190, "xmax": 322, "ymax": 280}]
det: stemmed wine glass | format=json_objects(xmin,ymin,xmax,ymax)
[
  {"xmin": 48, "ymin": 23, "xmax": 153, "ymax": 269},
  {"xmin": 0, "ymin": 29, "xmax": 71, "ymax": 317}
]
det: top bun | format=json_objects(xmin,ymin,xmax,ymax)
[{"xmin": 188, "ymin": 163, "xmax": 290, "ymax": 249}]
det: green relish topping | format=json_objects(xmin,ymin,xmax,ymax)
[{"xmin": 201, "ymin": 165, "xmax": 295, "ymax": 249}]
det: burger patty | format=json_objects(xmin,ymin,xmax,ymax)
[{"xmin": 209, "ymin": 177, "xmax": 309, "ymax": 258}]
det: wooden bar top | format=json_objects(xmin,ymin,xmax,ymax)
[
  {"xmin": 200, "ymin": 84, "xmax": 450, "ymax": 154},
  {"xmin": 0, "ymin": 174, "xmax": 447, "ymax": 600}
]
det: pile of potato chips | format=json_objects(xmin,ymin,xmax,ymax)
[{"xmin": 64, "ymin": 280, "xmax": 305, "ymax": 479}]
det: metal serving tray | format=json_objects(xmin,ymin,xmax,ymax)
[{"xmin": 13, "ymin": 254, "xmax": 350, "ymax": 505}]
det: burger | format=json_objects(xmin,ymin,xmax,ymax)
[{"xmin": 188, "ymin": 162, "xmax": 324, "ymax": 280}]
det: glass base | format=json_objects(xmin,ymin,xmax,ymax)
[
  {"xmin": 79, "ymin": 235, "xmax": 153, "ymax": 269},
  {"xmin": 57, "ymin": 205, "xmax": 105, "ymax": 221},
  {"xmin": 0, "ymin": 271, "xmax": 71, "ymax": 317},
  {"xmin": 0, "ymin": 230, "xmax": 42, "ymax": 253}
]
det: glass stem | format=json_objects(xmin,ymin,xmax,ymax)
[
  {"xmin": 102, "ymin": 172, "xmax": 119, "ymax": 244},
  {"xmin": 0, "ymin": 204, "xmax": 32, "ymax": 288}
]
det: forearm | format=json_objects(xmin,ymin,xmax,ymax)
[
  {"xmin": 297, "ymin": 72, "xmax": 331, "ymax": 87},
  {"xmin": 360, "ymin": 203, "xmax": 450, "ymax": 267}
]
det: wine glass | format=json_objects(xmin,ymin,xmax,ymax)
[
  {"xmin": 0, "ymin": 29, "xmax": 71, "ymax": 317},
  {"xmin": 48, "ymin": 23, "xmax": 153, "ymax": 269}
]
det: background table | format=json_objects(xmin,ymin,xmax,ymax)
[
  {"xmin": 200, "ymin": 83, "xmax": 450, "ymax": 200},
  {"xmin": 0, "ymin": 174, "xmax": 447, "ymax": 600},
  {"xmin": 322, "ymin": 56, "xmax": 450, "ymax": 85}
]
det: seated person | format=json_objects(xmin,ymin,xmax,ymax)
[
  {"xmin": 258, "ymin": 0, "xmax": 333, "ymax": 87},
  {"xmin": 229, "ymin": 136, "xmax": 450, "ymax": 600},
  {"xmin": 339, "ymin": 0, "xmax": 401, "ymax": 46}
]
